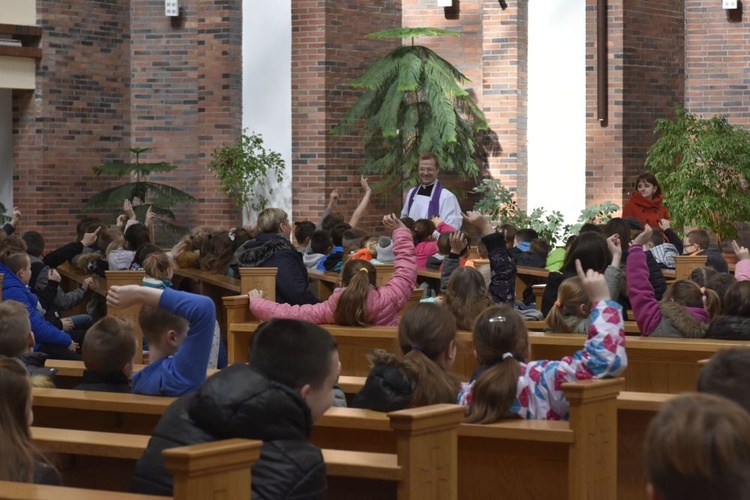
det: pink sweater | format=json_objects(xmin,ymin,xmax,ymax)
[
  {"xmin": 249, "ymin": 226, "xmax": 417, "ymax": 326},
  {"xmin": 415, "ymin": 221, "xmax": 455, "ymax": 269}
]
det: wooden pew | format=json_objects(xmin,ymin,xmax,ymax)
[
  {"xmin": 515, "ymin": 265, "xmax": 549, "ymax": 302},
  {"xmin": 32, "ymin": 406, "xmax": 464, "ymax": 500},
  {"xmin": 6, "ymin": 436, "xmax": 261, "ymax": 500},
  {"xmin": 525, "ymin": 319, "xmax": 643, "ymax": 335},
  {"xmin": 316, "ymin": 379, "xmax": 623, "ymax": 500},
  {"xmin": 173, "ymin": 267, "xmax": 277, "ymax": 337},
  {"xmin": 227, "ymin": 321, "xmax": 477, "ymax": 378},
  {"xmin": 308, "ymin": 269, "xmax": 339, "ymax": 300}
]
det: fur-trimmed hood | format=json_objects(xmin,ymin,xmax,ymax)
[
  {"xmin": 234, "ymin": 233, "xmax": 296, "ymax": 267},
  {"xmin": 351, "ymin": 349, "xmax": 417, "ymax": 412},
  {"xmin": 657, "ymin": 301, "xmax": 709, "ymax": 338}
]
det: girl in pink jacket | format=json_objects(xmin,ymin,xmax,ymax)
[{"xmin": 247, "ymin": 214, "xmax": 417, "ymax": 327}]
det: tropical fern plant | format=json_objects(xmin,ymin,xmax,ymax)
[
  {"xmin": 84, "ymin": 147, "xmax": 195, "ymax": 230},
  {"xmin": 646, "ymin": 106, "xmax": 750, "ymax": 240},
  {"xmin": 331, "ymin": 27, "xmax": 489, "ymax": 192}
]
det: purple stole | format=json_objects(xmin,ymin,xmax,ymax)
[{"xmin": 406, "ymin": 181, "xmax": 443, "ymax": 219}]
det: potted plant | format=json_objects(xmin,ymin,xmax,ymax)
[
  {"xmin": 84, "ymin": 147, "xmax": 196, "ymax": 238},
  {"xmin": 646, "ymin": 106, "xmax": 750, "ymax": 243},
  {"xmin": 208, "ymin": 130, "xmax": 285, "ymax": 224},
  {"xmin": 331, "ymin": 27, "xmax": 489, "ymax": 193}
]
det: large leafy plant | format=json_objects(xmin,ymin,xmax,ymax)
[
  {"xmin": 84, "ymin": 147, "xmax": 195, "ymax": 230},
  {"xmin": 646, "ymin": 106, "xmax": 750, "ymax": 240},
  {"xmin": 331, "ymin": 27, "xmax": 489, "ymax": 192},
  {"xmin": 208, "ymin": 130, "xmax": 285, "ymax": 221},
  {"xmin": 0, "ymin": 202, "xmax": 10, "ymax": 225}
]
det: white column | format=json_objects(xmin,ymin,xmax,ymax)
[
  {"xmin": 242, "ymin": 0, "xmax": 292, "ymax": 223},
  {"xmin": 527, "ymin": 0, "xmax": 586, "ymax": 226},
  {"xmin": 0, "ymin": 89, "xmax": 13, "ymax": 214}
]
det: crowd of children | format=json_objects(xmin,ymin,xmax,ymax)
[{"xmin": 2, "ymin": 169, "xmax": 750, "ymax": 497}]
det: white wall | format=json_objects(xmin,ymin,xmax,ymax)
[
  {"xmin": 0, "ymin": 89, "xmax": 12, "ymax": 215},
  {"xmin": 242, "ymin": 0, "xmax": 292, "ymax": 224},
  {"xmin": 527, "ymin": 0, "xmax": 586, "ymax": 227},
  {"xmin": 0, "ymin": 0, "xmax": 36, "ymax": 25}
]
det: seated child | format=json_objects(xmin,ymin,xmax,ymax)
[
  {"xmin": 23, "ymin": 230, "xmax": 96, "ymax": 334},
  {"xmin": 0, "ymin": 251, "xmax": 80, "ymax": 360},
  {"xmin": 316, "ymin": 223, "xmax": 349, "ymax": 272},
  {"xmin": 0, "ymin": 300, "xmax": 56, "ymax": 382},
  {"xmin": 0, "ymin": 357, "xmax": 60, "ymax": 485},
  {"xmin": 628, "ymin": 226, "xmax": 720, "ymax": 338},
  {"xmin": 352, "ymin": 303, "xmax": 460, "ymax": 412},
  {"xmin": 131, "ymin": 318, "xmax": 339, "ymax": 498},
  {"xmin": 342, "ymin": 228, "xmax": 368, "ymax": 256},
  {"xmin": 108, "ymin": 222, "xmax": 151, "ymax": 270},
  {"xmin": 413, "ymin": 218, "xmax": 454, "ymax": 269},
  {"xmin": 106, "ymin": 285, "xmax": 215, "ymax": 396},
  {"xmin": 508, "ymin": 228, "xmax": 537, "ymax": 263},
  {"xmin": 642, "ymin": 227, "xmax": 679, "ymax": 269},
  {"xmin": 544, "ymin": 276, "xmax": 590, "ymax": 334},
  {"xmin": 697, "ymin": 347, "xmax": 750, "ymax": 412},
  {"xmin": 249, "ymin": 214, "xmax": 416, "ymax": 327},
  {"xmin": 304, "ymin": 230, "xmax": 331, "ymax": 270},
  {"xmin": 644, "ymin": 392, "xmax": 750, "ymax": 500},
  {"xmin": 74, "ymin": 316, "xmax": 136, "ymax": 393},
  {"xmin": 293, "ymin": 220, "xmax": 316, "ymax": 252},
  {"xmin": 351, "ymin": 236, "xmax": 378, "ymax": 262},
  {"xmin": 370, "ymin": 236, "xmax": 394, "ymax": 264},
  {"xmin": 459, "ymin": 260, "xmax": 627, "ymax": 421},
  {"xmin": 684, "ymin": 229, "xmax": 728, "ymax": 273}
]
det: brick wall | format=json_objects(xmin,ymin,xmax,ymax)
[
  {"xmin": 13, "ymin": 0, "xmax": 241, "ymax": 247},
  {"xmin": 291, "ymin": 0, "xmax": 402, "ymax": 232}
]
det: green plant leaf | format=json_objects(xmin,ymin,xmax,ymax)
[{"xmin": 364, "ymin": 27, "xmax": 461, "ymax": 40}]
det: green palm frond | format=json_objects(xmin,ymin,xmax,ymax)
[
  {"xmin": 364, "ymin": 27, "xmax": 461, "ymax": 39},
  {"xmin": 331, "ymin": 33, "xmax": 488, "ymax": 191}
]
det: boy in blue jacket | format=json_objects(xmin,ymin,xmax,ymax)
[
  {"xmin": 106, "ymin": 285, "xmax": 214, "ymax": 396},
  {"xmin": 1, "ymin": 251, "xmax": 79, "ymax": 360}
]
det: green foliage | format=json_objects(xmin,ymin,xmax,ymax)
[
  {"xmin": 364, "ymin": 27, "xmax": 462, "ymax": 40},
  {"xmin": 472, "ymin": 178, "xmax": 565, "ymax": 246},
  {"xmin": 564, "ymin": 202, "xmax": 620, "ymax": 236},
  {"xmin": 85, "ymin": 147, "xmax": 196, "ymax": 231},
  {"xmin": 646, "ymin": 106, "xmax": 750, "ymax": 240},
  {"xmin": 208, "ymin": 130, "xmax": 285, "ymax": 214},
  {"xmin": 331, "ymin": 29, "xmax": 488, "ymax": 193}
]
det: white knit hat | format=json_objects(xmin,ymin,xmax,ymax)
[{"xmin": 376, "ymin": 236, "xmax": 394, "ymax": 263}]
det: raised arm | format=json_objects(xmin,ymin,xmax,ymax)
[
  {"xmin": 464, "ymin": 211, "xmax": 515, "ymax": 303},
  {"xmin": 348, "ymin": 177, "xmax": 372, "ymax": 229},
  {"xmin": 626, "ymin": 227, "xmax": 663, "ymax": 335}
]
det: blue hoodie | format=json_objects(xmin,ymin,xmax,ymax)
[
  {"xmin": 0, "ymin": 262, "xmax": 72, "ymax": 348},
  {"xmin": 131, "ymin": 288, "xmax": 215, "ymax": 396}
]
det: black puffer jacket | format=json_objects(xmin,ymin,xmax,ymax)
[
  {"xmin": 131, "ymin": 364, "xmax": 326, "ymax": 500},
  {"xmin": 234, "ymin": 233, "xmax": 319, "ymax": 305},
  {"xmin": 707, "ymin": 315, "xmax": 750, "ymax": 341}
]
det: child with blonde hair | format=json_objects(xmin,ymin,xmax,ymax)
[{"xmin": 544, "ymin": 276, "xmax": 590, "ymax": 333}]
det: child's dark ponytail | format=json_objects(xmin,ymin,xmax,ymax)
[{"xmin": 466, "ymin": 304, "xmax": 529, "ymax": 424}]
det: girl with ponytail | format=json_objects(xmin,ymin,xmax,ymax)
[
  {"xmin": 460, "ymin": 260, "xmax": 627, "ymax": 422},
  {"xmin": 247, "ymin": 214, "xmax": 417, "ymax": 327},
  {"xmin": 544, "ymin": 277, "xmax": 590, "ymax": 333},
  {"xmin": 352, "ymin": 303, "xmax": 460, "ymax": 412},
  {"xmin": 0, "ymin": 357, "xmax": 60, "ymax": 485}
]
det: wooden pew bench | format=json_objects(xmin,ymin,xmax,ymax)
[
  {"xmin": 32, "ymin": 405, "xmax": 464, "ymax": 500},
  {"xmin": 525, "ymin": 319, "xmax": 643, "ymax": 335},
  {"xmin": 6, "ymin": 436, "xmax": 262, "ymax": 500},
  {"xmin": 315, "ymin": 379, "xmax": 623, "ymax": 500}
]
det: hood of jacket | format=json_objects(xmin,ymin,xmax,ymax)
[
  {"xmin": 188, "ymin": 364, "xmax": 313, "ymax": 442},
  {"xmin": 628, "ymin": 191, "xmax": 665, "ymax": 210},
  {"xmin": 659, "ymin": 301, "xmax": 709, "ymax": 338},
  {"xmin": 351, "ymin": 350, "xmax": 416, "ymax": 413},
  {"xmin": 234, "ymin": 233, "xmax": 295, "ymax": 268},
  {"xmin": 303, "ymin": 252, "xmax": 327, "ymax": 268},
  {"xmin": 707, "ymin": 315, "xmax": 750, "ymax": 341},
  {"xmin": 0, "ymin": 262, "xmax": 38, "ymax": 306}
]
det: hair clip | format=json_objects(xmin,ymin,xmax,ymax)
[
  {"xmin": 359, "ymin": 267, "xmax": 368, "ymax": 273},
  {"xmin": 502, "ymin": 352, "xmax": 513, "ymax": 360},
  {"xmin": 554, "ymin": 301, "xmax": 562, "ymax": 307},
  {"xmin": 411, "ymin": 344, "xmax": 422, "ymax": 352},
  {"xmin": 699, "ymin": 287, "xmax": 706, "ymax": 295},
  {"xmin": 228, "ymin": 228, "xmax": 236, "ymax": 242},
  {"xmin": 488, "ymin": 315, "xmax": 507, "ymax": 323}
]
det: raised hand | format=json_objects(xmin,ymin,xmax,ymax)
[
  {"xmin": 658, "ymin": 219, "xmax": 671, "ymax": 231},
  {"xmin": 631, "ymin": 224, "xmax": 653, "ymax": 247},
  {"xmin": 449, "ymin": 231, "xmax": 469, "ymax": 255},
  {"xmin": 360, "ymin": 176, "xmax": 370, "ymax": 192},
  {"xmin": 382, "ymin": 213, "xmax": 405, "ymax": 232},
  {"xmin": 107, "ymin": 285, "xmax": 144, "ymax": 309},
  {"xmin": 81, "ymin": 226, "xmax": 101, "ymax": 248},
  {"xmin": 83, "ymin": 277, "xmax": 95, "ymax": 290},
  {"xmin": 732, "ymin": 240, "xmax": 750, "ymax": 261},
  {"xmin": 123, "ymin": 199, "xmax": 136, "ymax": 220},
  {"xmin": 462, "ymin": 211, "xmax": 492, "ymax": 236},
  {"xmin": 575, "ymin": 259, "xmax": 610, "ymax": 302},
  {"xmin": 48, "ymin": 268, "xmax": 62, "ymax": 283}
]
